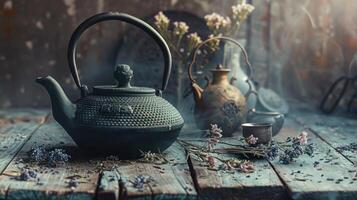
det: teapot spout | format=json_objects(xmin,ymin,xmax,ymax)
[
  {"xmin": 36, "ymin": 76, "xmax": 76, "ymax": 131},
  {"xmin": 244, "ymin": 79, "xmax": 258, "ymax": 99},
  {"xmin": 191, "ymin": 83, "xmax": 204, "ymax": 109}
]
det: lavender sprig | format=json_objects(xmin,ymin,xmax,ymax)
[
  {"xmin": 28, "ymin": 146, "xmax": 71, "ymax": 167},
  {"xmin": 207, "ymin": 124, "xmax": 223, "ymax": 151},
  {"xmin": 278, "ymin": 131, "xmax": 315, "ymax": 164}
]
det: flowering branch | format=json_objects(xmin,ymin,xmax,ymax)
[
  {"xmin": 178, "ymin": 127, "xmax": 315, "ymax": 174},
  {"xmin": 154, "ymin": 12, "xmax": 202, "ymax": 63},
  {"xmin": 204, "ymin": 1, "xmax": 254, "ymax": 38}
]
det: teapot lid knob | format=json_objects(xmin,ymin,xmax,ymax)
[
  {"xmin": 210, "ymin": 64, "xmax": 231, "ymax": 72},
  {"xmin": 216, "ymin": 64, "xmax": 223, "ymax": 70},
  {"xmin": 114, "ymin": 64, "xmax": 133, "ymax": 88}
]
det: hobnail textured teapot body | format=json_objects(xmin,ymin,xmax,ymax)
[
  {"xmin": 75, "ymin": 94, "xmax": 183, "ymax": 129},
  {"xmin": 36, "ymin": 12, "xmax": 183, "ymax": 158}
]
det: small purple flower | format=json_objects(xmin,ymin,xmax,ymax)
[
  {"xmin": 279, "ymin": 153, "xmax": 293, "ymax": 164},
  {"xmin": 28, "ymin": 146, "xmax": 71, "ymax": 167},
  {"xmin": 16, "ymin": 169, "xmax": 37, "ymax": 181},
  {"xmin": 266, "ymin": 144, "xmax": 279, "ymax": 160},
  {"xmin": 29, "ymin": 146, "xmax": 47, "ymax": 164},
  {"xmin": 207, "ymin": 124, "xmax": 223, "ymax": 151},
  {"xmin": 304, "ymin": 143, "xmax": 314, "ymax": 156},
  {"xmin": 239, "ymin": 161, "xmax": 255, "ymax": 173},
  {"xmin": 245, "ymin": 134, "xmax": 258, "ymax": 145},
  {"xmin": 207, "ymin": 156, "xmax": 216, "ymax": 167},
  {"xmin": 47, "ymin": 149, "xmax": 71, "ymax": 167},
  {"xmin": 67, "ymin": 178, "xmax": 79, "ymax": 190},
  {"xmin": 133, "ymin": 175, "xmax": 151, "ymax": 190},
  {"xmin": 298, "ymin": 131, "xmax": 308, "ymax": 145}
]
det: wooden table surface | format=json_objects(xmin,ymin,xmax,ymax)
[{"xmin": 0, "ymin": 107, "xmax": 356, "ymax": 200}]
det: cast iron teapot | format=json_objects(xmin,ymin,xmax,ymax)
[{"xmin": 36, "ymin": 12, "xmax": 184, "ymax": 158}]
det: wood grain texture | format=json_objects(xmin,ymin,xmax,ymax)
[
  {"xmin": 292, "ymin": 110, "xmax": 357, "ymax": 164},
  {"xmin": 270, "ymin": 119, "xmax": 357, "ymax": 200},
  {"xmin": 0, "ymin": 119, "xmax": 100, "ymax": 200},
  {"xmin": 0, "ymin": 0, "xmax": 240, "ymax": 109},
  {"xmin": 183, "ymin": 135, "xmax": 286, "ymax": 200},
  {"xmin": 1, "ymin": 108, "xmax": 357, "ymax": 200},
  {"xmin": 98, "ymin": 142, "xmax": 197, "ymax": 200},
  {"xmin": 97, "ymin": 170, "xmax": 120, "ymax": 200},
  {"xmin": 0, "ymin": 109, "xmax": 48, "ymax": 173}
]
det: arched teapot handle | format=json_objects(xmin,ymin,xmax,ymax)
[
  {"xmin": 68, "ymin": 12, "xmax": 172, "ymax": 96},
  {"xmin": 188, "ymin": 36, "xmax": 253, "ymax": 86}
]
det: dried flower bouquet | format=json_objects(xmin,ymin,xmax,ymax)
[
  {"xmin": 178, "ymin": 125, "xmax": 315, "ymax": 173},
  {"xmin": 153, "ymin": 1, "xmax": 255, "ymax": 63}
]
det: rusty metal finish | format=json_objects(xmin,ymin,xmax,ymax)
[{"xmin": 188, "ymin": 36, "xmax": 256, "ymax": 136}]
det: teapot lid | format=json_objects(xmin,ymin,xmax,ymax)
[
  {"xmin": 209, "ymin": 64, "xmax": 231, "ymax": 72},
  {"xmin": 92, "ymin": 64, "xmax": 156, "ymax": 95}
]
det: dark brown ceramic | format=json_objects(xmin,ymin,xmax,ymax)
[{"xmin": 242, "ymin": 123, "xmax": 272, "ymax": 144}]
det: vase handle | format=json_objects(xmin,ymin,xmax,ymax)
[{"xmin": 188, "ymin": 36, "xmax": 253, "ymax": 86}]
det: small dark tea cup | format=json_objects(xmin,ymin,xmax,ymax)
[
  {"xmin": 247, "ymin": 109, "xmax": 284, "ymax": 136},
  {"xmin": 242, "ymin": 123, "xmax": 273, "ymax": 144}
]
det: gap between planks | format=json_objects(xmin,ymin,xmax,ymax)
[
  {"xmin": 269, "ymin": 117, "xmax": 357, "ymax": 200},
  {"xmin": 0, "ymin": 118, "xmax": 100, "ymax": 200},
  {"xmin": 291, "ymin": 110, "xmax": 357, "ymax": 165},
  {"xmin": 96, "ymin": 142, "xmax": 197, "ymax": 200},
  {"xmin": 180, "ymin": 134, "xmax": 287, "ymax": 200},
  {"xmin": 0, "ymin": 110, "xmax": 50, "ymax": 174}
]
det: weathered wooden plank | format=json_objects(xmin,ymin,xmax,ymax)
[
  {"xmin": 0, "ymin": 119, "xmax": 100, "ymax": 200},
  {"xmin": 0, "ymin": 109, "xmax": 48, "ymax": 121},
  {"xmin": 183, "ymin": 134, "xmax": 287, "ymax": 200},
  {"xmin": 97, "ymin": 171, "xmax": 120, "ymax": 200},
  {"xmin": 0, "ymin": 109, "xmax": 48, "ymax": 173},
  {"xmin": 270, "ymin": 118, "xmax": 357, "ymax": 200},
  {"xmin": 97, "ymin": 142, "xmax": 197, "ymax": 200},
  {"xmin": 292, "ymin": 110, "xmax": 357, "ymax": 164}
]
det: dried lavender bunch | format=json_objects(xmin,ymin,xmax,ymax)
[
  {"xmin": 240, "ymin": 130, "xmax": 314, "ymax": 164},
  {"xmin": 29, "ymin": 146, "xmax": 47, "ymax": 164},
  {"xmin": 179, "ymin": 127, "xmax": 315, "ymax": 174},
  {"xmin": 179, "ymin": 125, "xmax": 257, "ymax": 173},
  {"xmin": 265, "ymin": 143, "xmax": 279, "ymax": 160},
  {"xmin": 132, "ymin": 175, "xmax": 151, "ymax": 190},
  {"xmin": 28, "ymin": 146, "xmax": 71, "ymax": 167},
  {"xmin": 278, "ymin": 131, "xmax": 315, "ymax": 164},
  {"xmin": 47, "ymin": 149, "xmax": 71, "ymax": 167},
  {"xmin": 336, "ymin": 143, "xmax": 357, "ymax": 153},
  {"xmin": 15, "ymin": 168, "xmax": 37, "ymax": 181}
]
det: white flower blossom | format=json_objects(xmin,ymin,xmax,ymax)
[
  {"xmin": 173, "ymin": 21, "xmax": 189, "ymax": 36},
  {"xmin": 154, "ymin": 11, "xmax": 170, "ymax": 32},
  {"xmin": 298, "ymin": 131, "xmax": 308, "ymax": 145},
  {"xmin": 231, "ymin": 1, "xmax": 255, "ymax": 22},
  {"xmin": 245, "ymin": 134, "xmax": 258, "ymax": 145},
  {"xmin": 204, "ymin": 13, "xmax": 231, "ymax": 32}
]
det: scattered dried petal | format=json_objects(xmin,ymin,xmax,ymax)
[{"xmin": 245, "ymin": 134, "xmax": 258, "ymax": 145}]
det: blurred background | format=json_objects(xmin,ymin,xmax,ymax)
[{"xmin": 0, "ymin": 0, "xmax": 357, "ymax": 113}]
